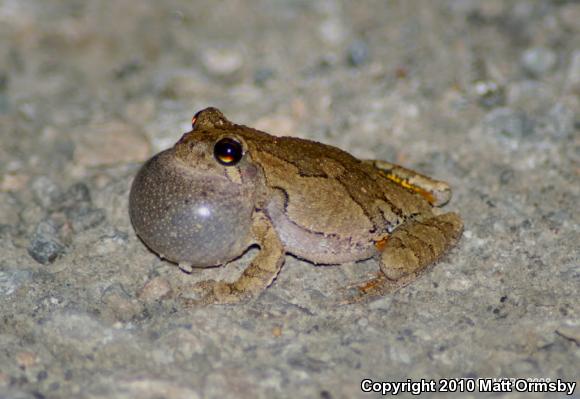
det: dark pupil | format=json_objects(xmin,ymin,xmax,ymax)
[{"xmin": 214, "ymin": 138, "xmax": 242, "ymax": 165}]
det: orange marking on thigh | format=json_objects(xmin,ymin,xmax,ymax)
[
  {"xmin": 375, "ymin": 236, "xmax": 389, "ymax": 252},
  {"xmin": 385, "ymin": 174, "xmax": 436, "ymax": 205}
]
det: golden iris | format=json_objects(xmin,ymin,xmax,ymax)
[{"xmin": 214, "ymin": 138, "xmax": 243, "ymax": 166}]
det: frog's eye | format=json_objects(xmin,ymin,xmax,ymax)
[{"xmin": 214, "ymin": 137, "xmax": 243, "ymax": 166}]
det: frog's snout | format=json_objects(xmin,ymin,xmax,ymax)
[{"xmin": 129, "ymin": 149, "xmax": 254, "ymax": 267}]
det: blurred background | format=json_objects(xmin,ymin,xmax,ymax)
[
  {"xmin": 0, "ymin": 1, "xmax": 578, "ymax": 398},
  {"xmin": 1, "ymin": 0, "xmax": 576, "ymax": 181}
]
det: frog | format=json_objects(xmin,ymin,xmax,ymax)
[{"xmin": 129, "ymin": 107, "xmax": 463, "ymax": 304}]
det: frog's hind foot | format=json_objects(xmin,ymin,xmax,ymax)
[
  {"xmin": 379, "ymin": 212, "xmax": 463, "ymax": 280},
  {"xmin": 338, "ymin": 212, "xmax": 462, "ymax": 305}
]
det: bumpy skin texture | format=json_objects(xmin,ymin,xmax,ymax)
[{"xmin": 129, "ymin": 108, "xmax": 463, "ymax": 304}]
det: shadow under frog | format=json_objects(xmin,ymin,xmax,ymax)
[{"xmin": 129, "ymin": 108, "xmax": 463, "ymax": 304}]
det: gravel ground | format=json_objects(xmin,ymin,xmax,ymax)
[{"xmin": 0, "ymin": 1, "xmax": 579, "ymax": 398}]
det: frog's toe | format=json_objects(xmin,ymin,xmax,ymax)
[
  {"xmin": 337, "ymin": 273, "xmax": 411, "ymax": 305},
  {"xmin": 179, "ymin": 280, "xmax": 250, "ymax": 306}
]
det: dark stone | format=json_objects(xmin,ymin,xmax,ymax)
[
  {"xmin": 59, "ymin": 183, "xmax": 92, "ymax": 208},
  {"xmin": 27, "ymin": 219, "xmax": 66, "ymax": 264},
  {"xmin": 347, "ymin": 40, "xmax": 370, "ymax": 67},
  {"xmin": 472, "ymin": 80, "xmax": 505, "ymax": 108},
  {"xmin": 68, "ymin": 207, "xmax": 106, "ymax": 232},
  {"xmin": 53, "ymin": 182, "xmax": 105, "ymax": 232},
  {"xmin": 114, "ymin": 59, "xmax": 143, "ymax": 80},
  {"xmin": 36, "ymin": 370, "xmax": 48, "ymax": 381},
  {"xmin": 320, "ymin": 390, "xmax": 333, "ymax": 399},
  {"xmin": 499, "ymin": 169, "xmax": 515, "ymax": 185},
  {"xmin": 0, "ymin": 224, "xmax": 13, "ymax": 238},
  {"xmin": 254, "ymin": 67, "xmax": 275, "ymax": 85}
]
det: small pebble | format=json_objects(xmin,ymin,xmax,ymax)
[
  {"xmin": 447, "ymin": 276, "xmax": 473, "ymax": 292},
  {"xmin": 101, "ymin": 284, "xmax": 142, "ymax": 322},
  {"xmin": 30, "ymin": 176, "xmax": 62, "ymax": 209},
  {"xmin": 156, "ymin": 69, "xmax": 208, "ymax": 99},
  {"xmin": 68, "ymin": 207, "xmax": 106, "ymax": 232},
  {"xmin": 0, "ymin": 192, "xmax": 21, "ymax": 225},
  {"xmin": 556, "ymin": 323, "xmax": 580, "ymax": 345},
  {"xmin": 0, "ymin": 269, "xmax": 31, "ymax": 297},
  {"xmin": 18, "ymin": 204, "xmax": 45, "ymax": 231},
  {"xmin": 472, "ymin": 80, "xmax": 505, "ymax": 108},
  {"xmin": 0, "ymin": 173, "xmax": 29, "ymax": 192},
  {"xmin": 253, "ymin": 67, "xmax": 275, "ymax": 86},
  {"xmin": 0, "ymin": 371, "xmax": 8, "ymax": 386},
  {"xmin": 558, "ymin": 3, "xmax": 580, "ymax": 32},
  {"xmin": 36, "ymin": 370, "xmax": 48, "ymax": 381},
  {"xmin": 42, "ymin": 312, "xmax": 110, "ymax": 346},
  {"xmin": 536, "ymin": 103, "xmax": 575, "ymax": 139},
  {"xmin": 92, "ymin": 230, "xmax": 129, "ymax": 255},
  {"xmin": 347, "ymin": 40, "xmax": 370, "ymax": 67},
  {"xmin": 114, "ymin": 59, "xmax": 143, "ymax": 80},
  {"xmin": 60, "ymin": 182, "xmax": 92, "ymax": 207},
  {"xmin": 507, "ymin": 80, "xmax": 554, "ymax": 113},
  {"xmin": 319, "ymin": 18, "xmax": 346, "ymax": 45},
  {"xmin": 27, "ymin": 219, "xmax": 66, "ymax": 264},
  {"xmin": 521, "ymin": 47, "xmax": 557, "ymax": 77},
  {"xmin": 201, "ymin": 48, "xmax": 244, "ymax": 78},
  {"xmin": 272, "ymin": 325, "xmax": 283, "ymax": 337},
  {"xmin": 483, "ymin": 107, "xmax": 531, "ymax": 139},
  {"xmin": 16, "ymin": 351, "xmax": 38, "ymax": 369},
  {"xmin": 357, "ymin": 317, "xmax": 369, "ymax": 328},
  {"xmin": 50, "ymin": 183, "xmax": 105, "ymax": 232},
  {"xmin": 499, "ymin": 168, "xmax": 515, "ymax": 185},
  {"xmin": 138, "ymin": 277, "xmax": 172, "ymax": 302}
]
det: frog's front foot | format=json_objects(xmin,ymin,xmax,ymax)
[
  {"xmin": 179, "ymin": 213, "xmax": 286, "ymax": 306},
  {"xmin": 180, "ymin": 279, "xmax": 250, "ymax": 305}
]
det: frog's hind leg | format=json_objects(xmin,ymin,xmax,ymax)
[
  {"xmin": 365, "ymin": 160, "xmax": 452, "ymax": 207},
  {"xmin": 378, "ymin": 212, "xmax": 463, "ymax": 280},
  {"xmin": 342, "ymin": 212, "xmax": 463, "ymax": 304}
]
